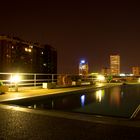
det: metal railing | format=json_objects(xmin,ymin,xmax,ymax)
[
  {"xmin": 0, "ymin": 73, "xmax": 97, "ymax": 89},
  {"xmin": 0, "ymin": 73, "xmax": 58, "ymax": 87}
]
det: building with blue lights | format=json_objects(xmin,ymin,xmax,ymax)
[{"xmin": 79, "ymin": 59, "xmax": 88, "ymax": 76}]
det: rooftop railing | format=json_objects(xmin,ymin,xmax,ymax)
[
  {"xmin": 0, "ymin": 72, "xmax": 97, "ymax": 91},
  {"xmin": 0, "ymin": 73, "xmax": 58, "ymax": 87}
]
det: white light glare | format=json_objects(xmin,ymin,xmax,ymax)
[
  {"xmin": 10, "ymin": 74, "xmax": 21, "ymax": 83},
  {"xmin": 97, "ymin": 75, "xmax": 105, "ymax": 81},
  {"xmin": 80, "ymin": 60, "xmax": 85, "ymax": 64},
  {"xmin": 120, "ymin": 73, "xmax": 125, "ymax": 76}
]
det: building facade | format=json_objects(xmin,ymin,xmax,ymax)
[
  {"xmin": 101, "ymin": 67, "xmax": 110, "ymax": 76},
  {"xmin": 0, "ymin": 35, "xmax": 57, "ymax": 74},
  {"xmin": 132, "ymin": 66, "xmax": 140, "ymax": 76},
  {"xmin": 79, "ymin": 60, "xmax": 88, "ymax": 76},
  {"xmin": 110, "ymin": 54, "xmax": 120, "ymax": 75}
]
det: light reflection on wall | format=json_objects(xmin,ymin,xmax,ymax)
[
  {"xmin": 110, "ymin": 87, "xmax": 121, "ymax": 107},
  {"xmin": 80, "ymin": 95, "xmax": 85, "ymax": 107},
  {"xmin": 95, "ymin": 90, "xmax": 105, "ymax": 102}
]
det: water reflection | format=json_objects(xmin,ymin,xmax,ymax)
[
  {"xmin": 80, "ymin": 95, "xmax": 85, "ymax": 107},
  {"xmin": 34, "ymin": 104, "xmax": 36, "ymax": 109},
  {"xmin": 95, "ymin": 90, "xmax": 105, "ymax": 102},
  {"xmin": 22, "ymin": 85, "xmax": 140, "ymax": 118},
  {"xmin": 52, "ymin": 100, "xmax": 54, "ymax": 109},
  {"xmin": 110, "ymin": 87, "xmax": 121, "ymax": 107}
]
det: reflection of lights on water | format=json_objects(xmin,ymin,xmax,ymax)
[
  {"xmin": 52, "ymin": 100, "xmax": 54, "ymax": 109},
  {"xmin": 28, "ymin": 106, "xmax": 32, "ymax": 109},
  {"xmin": 28, "ymin": 105, "xmax": 36, "ymax": 109},
  {"xmin": 34, "ymin": 104, "xmax": 36, "ymax": 109},
  {"xmin": 121, "ymin": 91, "xmax": 124, "ymax": 97},
  {"xmin": 110, "ymin": 87, "xmax": 121, "ymax": 106},
  {"xmin": 96, "ymin": 90, "xmax": 102, "ymax": 102},
  {"xmin": 80, "ymin": 95, "xmax": 85, "ymax": 107},
  {"xmin": 95, "ymin": 90, "xmax": 104, "ymax": 102},
  {"xmin": 96, "ymin": 83, "xmax": 103, "ymax": 87}
]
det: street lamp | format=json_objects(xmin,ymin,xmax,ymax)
[
  {"xmin": 9, "ymin": 74, "xmax": 21, "ymax": 92},
  {"xmin": 97, "ymin": 75, "xmax": 105, "ymax": 82}
]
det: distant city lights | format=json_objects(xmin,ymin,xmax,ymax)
[
  {"xmin": 120, "ymin": 73, "xmax": 134, "ymax": 77},
  {"xmin": 25, "ymin": 47, "xmax": 32, "ymax": 52},
  {"xmin": 120, "ymin": 73, "xmax": 125, "ymax": 77},
  {"xmin": 80, "ymin": 60, "xmax": 85, "ymax": 64},
  {"xmin": 97, "ymin": 75, "xmax": 105, "ymax": 82},
  {"xmin": 79, "ymin": 59, "xmax": 88, "ymax": 76}
]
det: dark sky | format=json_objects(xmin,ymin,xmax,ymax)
[{"xmin": 0, "ymin": 0, "xmax": 140, "ymax": 74}]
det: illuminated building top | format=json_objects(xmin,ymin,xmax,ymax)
[
  {"xmin": 110, "ymin": 54, "xmax": 120, "ymax": 75},
  {"xmin": 79, "ymin": 59, "xmax": 88, "ymax": 76}
]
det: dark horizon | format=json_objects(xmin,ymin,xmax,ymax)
[{"xmin": 0, "ymin": 1, "xmax": 140, "ymax": 74}]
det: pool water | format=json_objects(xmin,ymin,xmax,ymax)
[{"xmin": 11, "ymin": 85, "xmax": 140, "ymax": 118}]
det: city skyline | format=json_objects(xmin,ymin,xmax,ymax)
[{"xmin": 0, "ymin": 1, "xmax": 140, "ymax": 73}]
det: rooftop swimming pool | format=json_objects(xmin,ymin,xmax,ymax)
[{"xmin": 7, "ymin": 85, "xmax": 140, "ymax": 118}]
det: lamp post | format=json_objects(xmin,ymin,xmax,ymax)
[{"xmin": 10, "ymin": 74, "xmax": 21, "ymax": 92}]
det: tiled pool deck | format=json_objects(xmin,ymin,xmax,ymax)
[{"xmin": 0, "ymin": 83, "xmax": 114, "ymax": 102}]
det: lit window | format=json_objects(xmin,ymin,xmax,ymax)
[
  {"xmin": 43, "ymin": 63, "xmax": 47, "ymax": 66},
  {"xmin": 29, "ymin": 45, "xmax": 33, "ymax": 48},
  {"xmin": 28, "ymin": 49, "xmax": 32, "ymax": 52},
  {"xmin": 25, "ymin": 48, "xmax": 28, "ymax": 51},
  {"xmin": 25, "ymin": 48, "xmax": 32, "ymax": 52}
]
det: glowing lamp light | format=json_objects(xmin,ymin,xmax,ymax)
[
  {"xmin": 120, "ymin": 73, "xmax": 125, "ymax": 76},
  {"xmin": 10, "ymin": 74, "xmax": 21, "ymax": 83},
  {"xmin": 97, "ymin": 75, "xmax": 105, "ymax": 82},
  {"xmin": 138, "ymin": 78, "xmax": 140, "ymax": 83},
  {"xmin": 80, "ymin": 60, "xmax": 85, "ymax": 64}
]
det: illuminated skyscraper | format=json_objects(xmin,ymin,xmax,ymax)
[
  {"xmin": 132, "ymin": 66, "xmax": 140, "ymax": 76},
  {"xmin": 79, "ymin": 60, "xmax": 88, "ymax": 76},
  {"xmin": 110, "ymin": 54, "xmax": 120, "ymax": 75}
]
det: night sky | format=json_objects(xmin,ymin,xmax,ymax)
[{"xmin": 0, "ymin": 1, "xmax": 140, "ymax": 74}]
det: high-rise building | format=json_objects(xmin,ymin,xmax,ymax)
[
  {"xmin": 79, "ymin": 59, "xmax": 88, "ymax": 76},
  {"xmin": 132, "ymin": 66, "xmax": 140, "ymax": 76},
  {"xmin": 101, "ymin": 67, "xmax": 110, "ymax": 76},
  {"xmin": 0, "ymin": 35, "xmax": 57, "ymax": 74},
  {"xmin": 110, "ymin": 54, "xmax": 120, "ymax": 75}
]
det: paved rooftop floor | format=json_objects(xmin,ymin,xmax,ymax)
[
  {"xmin": 0, "ymin": 105, "xmax": 140, "ymax": 140},
  {"xmin": 0, "ymin": 84, "xmax": 112, "ymax": 102},
  {"xmin": 0, "ymin": 83, "xmax": 140, "ymax": 139}
]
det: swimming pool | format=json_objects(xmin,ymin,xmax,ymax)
[{"xmin": 6, "ymin": 85, "xmax": 140, "ymax": 118}]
